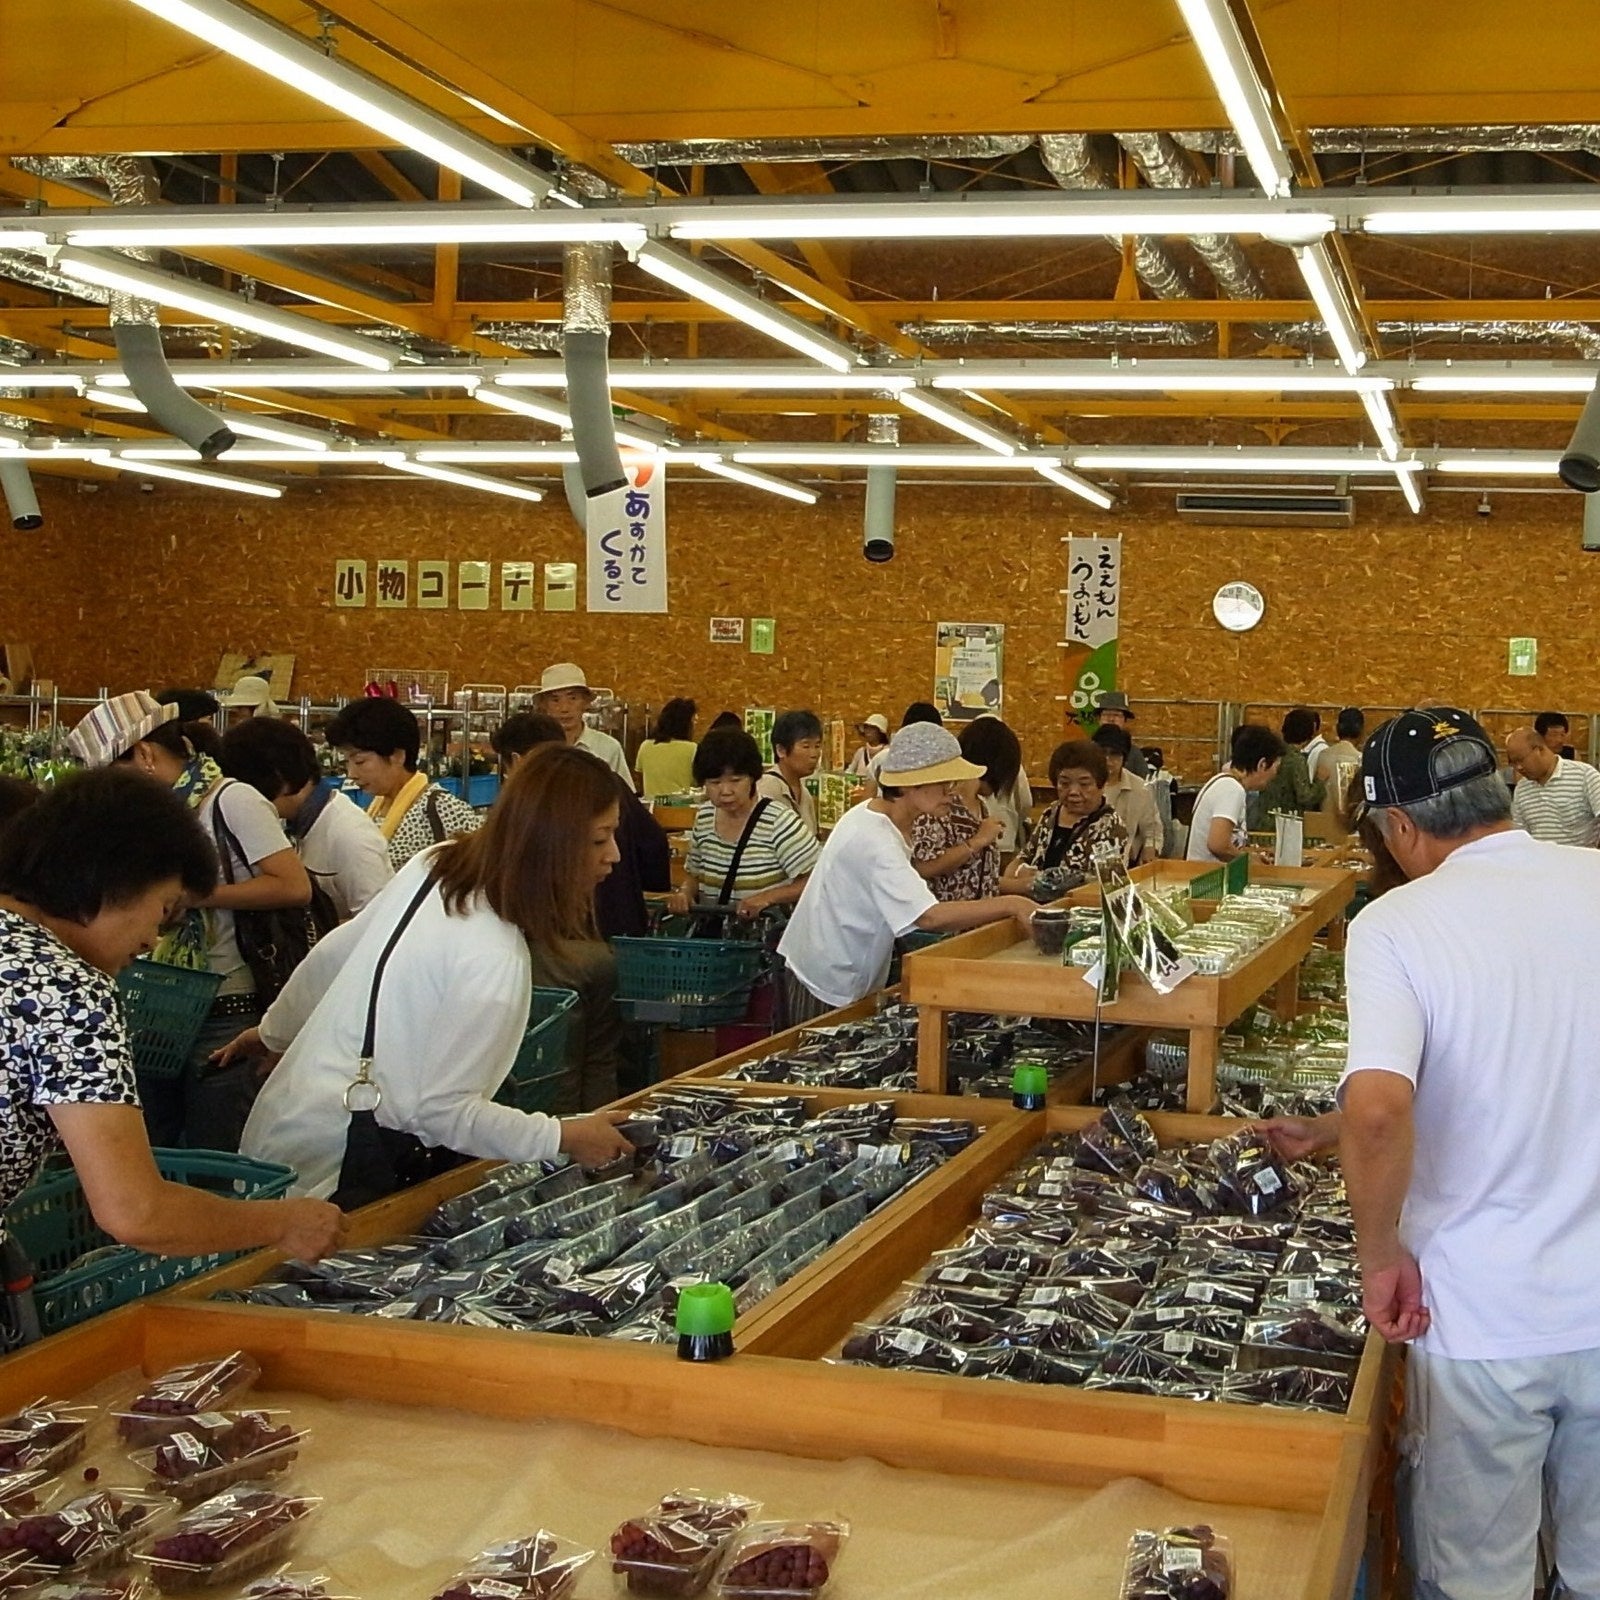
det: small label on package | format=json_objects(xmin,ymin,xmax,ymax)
[
  {"xmin": 1162, "ymin": 1332, "xmax": 1196, "ymax": 1355},
  {"xmin": 1155, "ymin": 1307, "xmax": 1188, "ymax": 1324},
  {"xmin": 172, "ymin": 1432, "xmax": 207, "ymax": 1463},
  {"xmin": 545, "ymin": 1256, "xmax": 576, "ymax": 1283},
  {"xmin": 1283, "ymin": 1277, "xmax": 1317, "ymax": 1303},
  {"xmin": 472, "ymin": 1582, "xmax": 522, "ymax": 1600},
  {"xmin": 1254, "ymin": 1168, "xmax": 1284, "ymax": 1196},
  {"xmin": 890, "ymin": 1328, "xmax": 929, "ymax": 1356},
  {"xmin": 772, "ymin": 1141, "xmax": 803, "ymax": 1163},
  {"xmin": 935, "ymin": 1268, "xmax": 971, "ymax": 1285},
  {"xmin": 1185, "ymin": 1283, "xmax": 1216, "ymax": 1304},
  {"xmin": 667, "ymin": 1136, "xmax": 699, "ymax": 1160},
  {"xmin": 1163, "ymin": 1546, "xmax": 1205, "ymax": 1575},
  {"xmin": 191, "ymin": 1413, "xmax": 231, "ymax": 1431}
]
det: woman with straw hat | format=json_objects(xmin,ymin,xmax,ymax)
[{"xmin": 778, "ymin": 723, "xmax": 1038, "ymax": 1022}]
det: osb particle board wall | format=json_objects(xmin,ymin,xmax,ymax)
[{"xmin": 2, "ymin": 477, "xmax": 1582, "ymax": 780}]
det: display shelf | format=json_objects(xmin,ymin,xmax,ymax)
[{"xmin": 904, "ymin": 867, "xmax": 1357, "ymax": 1112}]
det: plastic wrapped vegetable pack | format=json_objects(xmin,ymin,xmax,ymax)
[
  {"xmin": 610, "ymin": 1490, "xmax": 759, "ymax": 1597},
  {"xmin": 835, "ymin": 1098, "xmax": 1362, "ymax": 1412}
]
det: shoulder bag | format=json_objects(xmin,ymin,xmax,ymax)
[
  {"xmin": 330, "ymin": 874, "xmax": 467, "ymax": 1212},
  {"xmin": 211, "ymin": 781, "xmax": 314, "ymax": 1007},
  {"xmin": 689, "ymin": 798, "xmax": 770, "ymax": 938}
]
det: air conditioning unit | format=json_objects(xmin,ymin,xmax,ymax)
[{"xmin": 1175, "ymin": 489, "xmax": 1355, "ymax": 528}]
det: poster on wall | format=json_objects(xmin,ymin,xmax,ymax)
[
  {"xmin": 333, "ymin": 559, "xmax": 368, "ymax": 608},
  {"xmin": 500, "ymin": 561, "xmax": 536, "ymax": 612},
  {"xmin": 586, "ymin": 453, "xmax": 668, "ymax": 613},
  {"xmin": 1061, "ymin": 535, "xmax": 1122, "ymax": 727},
  {"xmin": 417, "ymin": 561, "xmax": 450, "ymax": 610},
  {"xmin": 933, "ymin": 622, "xmax": 1004, "ymax": 723},
  {"xmin": 745, "ymin": 708, "xmax": 775, "ymax": 764},
  {"xmin": 543, "ymin": 562, "xmax": 577, "ymax": 612},
  {"xmin": 458, "ymin": 561, "xmax": 491, "ymax": 611},
  {"xmin": 376, "ymin": 560, "xmax": 410, "ymax": 609},
  {"xmin": 710, "ymin": 617, "xmax": 745, "ymax": 644}
]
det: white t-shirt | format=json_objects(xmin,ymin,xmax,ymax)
[
  {"xmin": 298, "ymin": 787, "xmax": 393, "ymax": 922},
  {"xmin": 778, "ymin": 803, "xmax": 937, "ymax": 1008},
  {"xmin": 244, "ymin": 852, "xmax": 560, "ymax": 1199},
  {"xmin": 1340, "ymin": 828, "xmax": 1600, "ymax": 1360},
  {"xmin": 577, "ymin": 726, "xmax": 635, "ymax": 791},
  {"xmin": 199, "ymin": 780, "xmax": 296, "ymax": 996},
  {"xmin": 1185, "ymin": 772, "xmax": 1248, "ymax": 863}
]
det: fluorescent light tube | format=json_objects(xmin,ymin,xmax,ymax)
[
  {"xmin": 635, "ymin": 243, "xmax": 858, "ymax": 373},
  {"xmin": 87, "ymin": 388, "xmax": 330, "ymax": 448},
  {"xmin": 1174, "ymin": 0, "xmax": 1296, "ymax": 199},
  {"xmin": 494, "ymin": 363, "xmax": 913, "ymax": 392},
  {"xmin": 56, "ymin": 252, "xmax": 396, "ymax": 370},
  {"xmin": 1408, "ymin": 373, "xmax": 1597, "ymax": 394},
  {"xmin": 1072, "ymin": 449, "xmax": 1415, "ymax": 474},
  {"xmin": 730, "ymin": 448, "xmax": 1055, "ymax": 468},
  {"xmin": 1432, "ymin": 456, "xmax": 1561, "ymax": 475},
  {"xmin": 91, "ymin": 450, "xmax": 282, "ymax": 497},
  {"xmin": 900, "ymin": 388, "xmax": 1019, "ymax": 455},
  {"xmin": 115, "ymin": 0, "xmax": 552, "ymax": 208},
  {"xmin": 1035, "ymin": 463, "xmax": 1116, "ymax": 510},
  {"xmin": 1396, "ymin": 466, "xmax": 1424, "ymax": 514},
  {"xmin": 0, "ymin": 371, "xmax": 82, "ymax": 391},
  {"xmin": 1363, "ymin": 201, "xmax": 1600, "ymax": 235},
  {"xmin": 699, "ymin": 459, "xmax": 818, "ymax": 503},
  {"xmin": 386, "ymin": 458, "xmax": 544, "ymax": 500},
  {"xmin": 413, "ymin": 445, "xmax": 578, "ymax": 464},
  {"xmin": 1360, "ymin": 389, "xmax": 1402, "ymax": 458},
  {"xmin": 85, "ymin": 386, "xmax": 148, "ymax": 412},
  {"xmin": 1294, "ymin": 243, "xmax": 1368, "ymax": 374},
  {"xmin": 927, "ymin": 365, "xmax": 1388, "ymax": 394},
  {"xmin": 478, "ymin": 387, "xmax": 571, "ymax": 428}
]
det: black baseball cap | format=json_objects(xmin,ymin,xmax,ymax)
[{"xmin": 1360, "ymin": 706, "xmax": 1498, "ymax": 808}]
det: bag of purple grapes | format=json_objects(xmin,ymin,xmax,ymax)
[
  {"xmin": 12, "ymin": 1575, "xmax": 156, "ymax": 1599},
  {"xmin": 115, "ymin": 1355, "xmax": 263, "ymax": 1448},
  {"xmin": 610, "ymin": 1490, "xmax": 761, "ymax": 1597},
  {"xmin": 0, "ymin": 1400, "xmax": 95, "ymax": 1477},
  {"xmin": 1121, "ymin": 1525, "xmax": 1233, "ymax": 1600},
  {"xmin": 238, "ymin": 1571, "xmax": 357, "ymax": 1600},
  {"xmin": 129, "ymin": 1411, "xmax": 306, "ymax": 1505},
  {"xmin": 0, "ymin": 1489, "xmax": 166, "ymax": 1583},
  {"xmin": 715, "ymin": 1519, "xmax": 849, "ymax": 1600},
  {"xmin": 431, "ymin": 1530, "xmax": 593, "ymax": 1600},
  {"xmin": 134, "ymin": 1483, "xmax": 320, "ymax": 1592}
]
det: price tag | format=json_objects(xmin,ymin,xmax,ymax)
[
  {"xmin": 1184, "ymin": 1282, "xmax": 1216, "ymax": 1304},
  {"xmin": 890, "ymin": 1328, "xmax": 929, "ymax": 1356},
  {"xmin": 1162, "ymin": 1332, "xmax": 1196, "ymax": 1355},
  {"xmin": 171, "ymin": 1431, "xmax": 207, "ymax": 1464},
  {"xmin": 1163, "ymin": 1546, "xmax": 1205, "ymax": 1575},
  {"xmin": 935, "ymin": 1268, "xmax": 971, "ymax": 1285},
  {"xmin": 1254, "ymin": 1167, "xmax": 1284, "ymax": 1196}
]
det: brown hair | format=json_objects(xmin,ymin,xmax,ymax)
[
  {"xmin": 428, "ymin": 742, "xmax": 618, "ymax": 954},
  {"xmin": 1049, "ymin": 739, "xmax": 1108, "ymax": 788}
]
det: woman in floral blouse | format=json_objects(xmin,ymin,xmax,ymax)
[
  {"xmin": 911, "ymin": 774, "xmax": 1003, "ymax": 900},
  {"xmin": 1010, "ymin": 739, "xmax": 1130, "ymax": 893}
]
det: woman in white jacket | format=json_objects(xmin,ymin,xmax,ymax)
[{"xmin": 223, "ymin": 744, "xmax": 633, "ymax": 1203}]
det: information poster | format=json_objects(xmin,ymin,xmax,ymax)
[
  {"xmin": 1062, "ymin": 535, "xmax": 1121, "ymax": 727},
  {"xmin": 750, "ymin": 617, "xmax": 776, "ymax": 655},
  {"xmin": 710, "ymin": 617, "xmax": 745, "ymax": 645},
  {"xmin": 586, "ymin": 453, "xmax": 668, "ymax": 613},
  {"xmin": 745, "ymin": 708, "xmax": 775, "ymax": 764},
  {"xmin": 1508, "ymin": 636, "xmax": 1538, "ymax": 676},
  {"xmin": 933, "ymin": 622, "xmax": 1004, "ymax": 723}
]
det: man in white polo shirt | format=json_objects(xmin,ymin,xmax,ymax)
[
  {"xmin": 1265, "ymin": 707, "xmax": 1600, "ymax": 1600},
  {"xmin": 1505, "ymin": 724, "xmax": 1600, "ymax": 846}
]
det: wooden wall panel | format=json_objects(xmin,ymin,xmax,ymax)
[{"xmin": 3, "ymin": 477, "xmax": 1594, "ymax": 779}]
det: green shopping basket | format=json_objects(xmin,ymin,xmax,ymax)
[
  {"xmin": 5, "ymin": 1149, "xmax": 296, "ymax": 1335},
  {"xmin": 495, "ymin": 987, "xmax": 578, "ymax": 1113},
  {"xmin": 117, "ymin": 961, "xmax": 223, "ymax": 1079},
  {"xmin": 611, "ymin": 937, "xmax": 766, "ymax": 1027}
]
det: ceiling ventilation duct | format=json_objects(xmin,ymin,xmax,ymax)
[
  {"xmin": 1176, "ymin": 488, "xmax": 1355, "ymax": 528},
  {"xmin": 561, "ymin": 168, "xmax": 626, "ymax": 530},
  {"xmin": 863, "ymin": 413, "xmax": 897, "ymax": 563},
  {"xmin": 0, "ymin": 402, "xmax": 42, "ymax": 530},
  {"xmin": 614, "ymin": 136, "xmax": 1031, "ymax": 166},
  {"xmin": 14, "ymin": 156, "xmax": 235, "ymax": 459},
  {"xmin": 1174, "ymin": 125, "xmax": 1600, "ymax": 158}
]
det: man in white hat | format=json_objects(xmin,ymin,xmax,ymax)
[
  {"xmin": 221, "ymin": 674, "xmax": 281, "ymax": 722},
  {"xmin": 535, "ymin": 663, "xmax": 634, "ymax": 791},
  {"xmin": 778, "ymin": 723, "xmax": 1038, "ymax": 1024}
]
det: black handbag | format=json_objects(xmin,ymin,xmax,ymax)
[
  {"xmin": 329, "ymin": 875, "xmax": 465, "ymax": 1212},
  {"xmin": 211, "ymin": 782, "xmax": 314, "ymax": 1007}
]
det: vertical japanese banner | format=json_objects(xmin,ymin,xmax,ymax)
[
  {"xmin": 586, "ymin": 453, "xmax": 668, "ymax": 613},
  {"xmin": 1062, "ymin": 535, "xmax": 1121, "ymax": 727},
  {"xmin": 933, "ymin": 622, "xmax": 1004, "ymax": 722}
]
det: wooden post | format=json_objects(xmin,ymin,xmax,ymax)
[
  {"xmin": 1186, "ymin": 1027, "xmax": 1219, "ymax": 1112},
  {"xmin": 1274, "ymin": 962, "xmax": 1302, "ymax": 1022},
  {"xmin": 916, "ymin": 1004, "xmax": 949, "ymax": 1094}
]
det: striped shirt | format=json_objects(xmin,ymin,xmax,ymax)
[
  {"xmin": 684, "ymin": 800, "xmax": 821, "ymax": 902},
  {"xmin": 1511, "ymin": 757, "xmax": 1600, "ymax": 847}
]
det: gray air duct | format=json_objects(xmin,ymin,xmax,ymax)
[
  {"xmin": 864, "ymin": 414, "xmax": 897, "ymax": 563},
  {"xmin": 562, "ymin": 239, "xmax": 626, "ymax": 526},
  {"xmin": 13, "ymin": 156, "xmax": 234, "ymax": 459},
  {"xmin": 0, "ymin": 460, "xmax": 42, "ymax": 531},
  {"xmin": 1583, "ymin": 494, "xmax": 1600, "ymax": 551},
  {"xmin": 1560, "ymin": 379, "xmax": 1600, "ymax": 491}
]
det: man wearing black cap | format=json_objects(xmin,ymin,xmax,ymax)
[{"xmin": 1266, "ymin": 708, "xmax": 1600, "ymax": 1600}]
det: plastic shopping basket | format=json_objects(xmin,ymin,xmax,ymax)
[
  {"xmin": 611, "ymin": 936, "xmax": 767, "ymax": 1027},
  {"xmin": 495, "ymin": 986, "xmax": 578, "ymax": 1113},
  {"xmin": 117, "ymin": 961, "xmax": 223, "ymax": 1080},
  {"xmin": 5, "ymin": 1150, "xmax": 296, "ymax": 1336}
]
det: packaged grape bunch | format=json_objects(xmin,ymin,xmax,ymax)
[
  {"xmin": 1121, "ymin": 1525, "xmax": 1233, "ymax": 1600},
  {"xmin": 0, "ymin": 1489, "xmax": 166, "ymax": 1581},
  {"xmin": 13, "ymin": 1576, "xmax": 154, "ymax": 1600},
  {"xmin": 130, "ymin": 1413, "xmax": 306, "ymax": 1505},
  {"xmin": 0, "ymin": 1470, "xmax": 55, "ymax": 1518},
  {"xmin": 715, "ymin": 1520, "xmax": 849, "ymax": 1600},
  {"xmin": 116, "ymin": 1356, "xmax": 263, "ymax": 1448},
  {"xmin": 610, "ymin": 1491, "xmax": 761, "ymax": 1597},
  {"xmin": 238, "ymin": 1573, "xmax": 356, "ymax": 1600},
  {"xmin": 431, "ymin": 1531, "xmax": 593, "ymax": 1600},
  {"xmin": 135, "ymin": 1484, "xmax": 319, "ymax": 1592},
  {"xmin": 0, "ymin": 1402, "xmax": 95, "ymax": 1477}
]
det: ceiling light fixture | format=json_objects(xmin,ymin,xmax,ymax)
[
  {"xmin": 927, "ymin": 363, "xmax": 1388, "ymax": 394},
  {"xmin": 1293, "ymin": 243, "xmax": 1369, "ymax": 374},
  {"xmin": 1407, "ymin": 372, "xmax": 1597, "ymax": 394},
  {"xmin": 477, "ymin": 387, "xmax": 571, "ymax": 428},
  {"xmin": 90, "ymin": 449, "xmax": 282, "ymax": 497},
  {"xmin": 55, "ymin": 252, "xmax": 396, "ymax": 370},
  {"xmin": 635, "ymin": 243, "xmax": 859, "ymax": 373},
  {"xmin": 85, "ymin": 386, "xmax": 147, "ymax": 412},
  {"xmin": 385, "ymin": 458, "xmax": 545, "ymax": 500},
  {"xmin": 1359, "ymin": 194, "xmax": 1600, "ymax": 234},
  {"xmin": 1174, "ymin": 0, "xmax": 1297, "ymax": 199},
  {"xmin": 0, "ymin": 371, "xmax": 83, "ymax": 392},
  {"xmin": 1071, "ymin": 448, "xmax": 1417, "ymax": 474},
  {"xmin": 413, "ymin": 446, "xmax": 578, "ymax": 464},
  {"xmin": 493, "ymin": 363, "xmax": 913, "ymax": 392},
  {"xmin": 1035, "ymin": 463, "xmax": 1117, "ymax": 510},
  {"xmin": 1396, "ymin": 466, "xmax": 1425, "ymax": 514},
  {"xmin": 900, "ymin": 388, "xmax": 1019, "ymax": 455},
  {"xmin": 729, "ymin": 448, "xmax": 1059, "ymax": 468},
  {"xmin": 88, "ymin": 388, "xmax": 332, "ymax": 449},
  {"xmin": 1432, "ymin": 455, "xmax": 1562, "ymax": 476},
  {"xmin": 699, "ymin": 459, "xmax": 818, "ymax": 503},
  {"xmin": 114, "ymin": 0, "xmax": 553, "ymax": 208},
  {"xmin": 1360, "ymin": 389, "xmax": 1403, "ymax": 458}
]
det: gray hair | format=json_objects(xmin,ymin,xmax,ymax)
[{"xmin": 1374, "ymin": 738, "xmax": 1511, "ymax": 841}]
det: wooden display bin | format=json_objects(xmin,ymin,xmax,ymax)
[{"xmin": 904, "ymin": 867, "xmax": 1356, "ymax": 1111}]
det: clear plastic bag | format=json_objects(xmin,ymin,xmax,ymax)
[
  {"xmin": 116, "ymin": 1356, "xmax": 262, "ymax": 1447},
  {"xmin": 13, "ymin": 1576, "xmax": 154, "ymax": 1600},
  {"xmin": 1121, "ymin": 1525, "xmax": 1233, "ymax": 1600},
  {"xmin": 609, "ymin": 1491, "xmax": 760, "ymax": 1597},
  {"xmin": 131, "ymin": 1412, "xmax": 305, "ymax": 1504},
  {"xmin": 238, "ymin": 1574, "xmax": 355, "ymax": 1600},
  {"xmin": 135, "ymin": 1484, "xmax": 319, "ymax": 1592},
  {"xmin": 0, "ymin": 1402, "xmax": 94, "ymax": 1477},
  {"xmin": 0, "ymin": 1490, "xmax": 165, "ymax": 1579},
  {"xmin": 716, "ymin": 1520, "xmax": 848, "ymax": 1600},
  {"xmin": 431, "ymin": 1530, "xmax": 594, "ymax": 1600},
  {"xmin": 0, "ymin": 1471, "xmax": 53, "ymax": 1518},
  {"xmin": 838, "ymin": 1324, "xmax": 969, "ymax": 1376}
]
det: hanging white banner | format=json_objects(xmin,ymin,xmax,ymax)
[{"xmin": 586, "ymin": 452, "xmax": 668, "ymax": 613}]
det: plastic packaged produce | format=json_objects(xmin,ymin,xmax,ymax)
[
  {"xmin": 132, "ymin": 1412, "xmax": 304, "ymax": 1504},
  {"xmin": 13, "ymin": 1578, "xmax": 153, "ymax": 1600},
  {"xmin": 0, "ymin": 1472, "xmax": 52, "ymax": 1517},
  {"xmin": 136, "ymin": 1485, "xmax": 320, "ymax": 1592},
  {"xmin": 116, "ymin": 1356, "xmax": 262, "ymax": 1447},
  {"xmin": 0, "ymin": 1404, "xmax": 93, "ymax": 1478},
  {"xmin": 0, "ymin": 1490, "xmax": 164, "ymax": 1578},
  {"xmin": 838, "ymin": 1324, "xmax": 970, "ymax": 1376},
  {"xmin": 609, "ymin": 1490, "xmax": 760, "ymax": 1596},
  {"xmin": 1216, "ymin": 1365, "xmax": 1353, "ymax": 1412},
  {"xmin": 716, "ymin": 1521, "xmax": 848, "ymax": 1600},
  {"xmin": 1121, "ymin": 1525, "xmax": 1232, "ymax": 1600},
  {"xmin": 1241, "ymin": 1311, "xmax": 1366, "ymax": 1366},
  {"xmin": 238, "ymin": 1575, "xmax": 354, "ymax": 1600},
  {"xmin": 1208, "ymin": 1132, "xmax": 1296, "ymax": 1219},
  {"xmin": 431, "ymin": 1531, "xmax": 593, "ymax": 1600}
]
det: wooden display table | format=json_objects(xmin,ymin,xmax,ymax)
[{"xmin": 904, "ymin": 866, "xmax": 1357, "ymax": 1111}]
